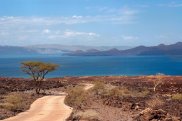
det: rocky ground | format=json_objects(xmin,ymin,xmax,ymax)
[
  {"xmin": 0, "ymin": 78, "xmax": 65, "ymax": 120},
  {"xmin": 0, "ymin": 76, "xmax": 182, "ymax": 121},
  {"xmin": 64, "ymin": 76, "xmax": 182, "ymax": 121}
]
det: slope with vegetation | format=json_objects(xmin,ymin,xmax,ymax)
[{"xmin": 0, "ymin": 76, "xmax": 182, "ymax": 121}]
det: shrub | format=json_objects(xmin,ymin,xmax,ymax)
[
  {"xmin": 172, "ymin": 93, "xmax": 182, "ymax": 100},
  {"xmin": 92, "ymin": 81, "xmax": 107, "ymax": 95},
  {"xmin": 73, "ymin": 109, "xmax": 100, "ymax": 121},
  {"xmin": 130, "ymin": 88, "xmax": 150, "ymax": 97},
  {"xmin": 0, "ymin": 88, "xmax": 7, "ymax": 95},
  {"xmin": 108, "ymin": 87, "xmax": 123, "ymax": 97},
  {"xmin": 0, "ymin": 103, "xmax": 15, "ymax": 111},
  {"xmin": 106, "ymin": 87, "xmax": 130, "ymax": 97},
  {"xmin": 1, "ymin": 93, "xmax": 25, "ymax": 112},
  {"xmin": 152, "ymin": 73, "xmax": 164, "ymax": 92},
  {"xmin": 65, "ymin": 86, "xmax": 87, "ymax": 109},
  {"xmin": 146, "ymin": 97, "xmax": 164, "ymax": 109},
  {"xmin": 106, "ymin": 86, "xmax": 149, "ymax": 98}
]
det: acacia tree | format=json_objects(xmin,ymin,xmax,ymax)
[{"xmin": 21, "ymin": 61, "xmax": 59, "ymax": 94}]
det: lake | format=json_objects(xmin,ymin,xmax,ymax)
[{"xmin": 0, "ymin": 55, "xmax": 182, "ymax": 77}]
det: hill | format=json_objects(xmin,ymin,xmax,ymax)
[
  {"xmin": 67, "ymin": 42, "xmax": 182, "ymax": 56},
  {"xmin": 0, "ymin": 46, "xmax": 37, "ymax": 56},
  {"xmin": 0, "ymin": 42, "xmax": 181, "ymax": 56}
]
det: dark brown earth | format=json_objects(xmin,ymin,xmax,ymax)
[
  {"xmin": 0, "ymin": 78, "xmax": 65, "ymax": 120},
  {"xmin": 63, "ymin": 76, "xmax": 182, "ymax": 121},
  {"xmin": 0, "ymin": 76, "xmax": 182, "ymax": 121}
]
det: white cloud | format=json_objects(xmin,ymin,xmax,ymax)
[
  {"xmin": 121, "ymin": 7, "xmax": 138, "ymax": 16},
  {"xmin": 0, "ymin": 6, "xmax": 138, "ymax": 45},
  {"xmin": 0, "ymin": 7, "xmax": 137, "ymax": 26},
  {"xmin": 42, "ymin": 29, "xmax": 51, "ymax": 34},
  {"xmin": 158, "ymin": 2, "xmax": 182, "ymax": 7},
  {"xmin": 122, "ymin": 35, "xmax": 139, "ymax": 41},
  {"xmin": 84, "ymin": 6, "xmax": 138, "ymax": 24},
  {"xmin": 72, "ymin": 15, "xmax": 83, "ymax": 19},
  {"xmin": 158, "ymin": 35, "xmax": 169, "ymax": 39},
  {"xmin": 63, "ymin": 30, "xmax": 98, "ymax": 38}
]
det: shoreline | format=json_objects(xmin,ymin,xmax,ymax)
[{"xmin": 0, "ymin": 75, "xmax": 182, "ymax": 81}]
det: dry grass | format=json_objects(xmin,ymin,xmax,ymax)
[
  {"xmin": 92, "ymin": 81, "xmax": 107, "ymax": 95},
  {"xmin": 92, "ymin": 80, "xmax": 150, "ymax": 99},
  {"xmin": 72, "ymin": 109, "xmax": 100, "ymax": 121},
  {"xmin": 105, "ymin": 87, "xmax": 130, "ymax": 97},
  {"xmin": 65, "ymin": 86, "xmax": 88, "ymax": 109},
  {"xmin": 172, "ymin": 93, "xmax": 182, "ymax": 100},
  {"xmin": 104, "ymin": 86, "xmax": 149, "ymax": 98},
  {"xmin": 146, "ymin": 97, "xmax": 164, "ymax": 109},
  {"xmin": 130, "ymin": 88, "xmax": 150, "ymax": 97},
  {"xmin": 0, "ymin": 93, "xmax": 25, "ymax": 112}
]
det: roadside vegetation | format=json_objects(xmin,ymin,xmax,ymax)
[
  {"xmin": 0, "ymin": 74, "xmax": 181, "ymax": 121},
  {"xmin": 65, "ymin": 85, "xmax": 88, "ymax": 109},
  {"xmin": 0, "ymin": 92, "xmax": 41, "ymax": 120},
  {"xmin": 0, "ymin": 61, "xmax": 63, "ymax": 120},
  {"xmin": 172, "ymin": 93, "xmax": 182, "ymax": 100},
  {"xmin": 66, "ymin": 76, "xmax": 182, "ymax": 121}
]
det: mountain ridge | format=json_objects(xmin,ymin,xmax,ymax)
[
  {"xmin": 0, "ymin": 42, "xmax": 181, "ymax": 56},
  {"xmin": 67, "ymin": 42, "xmax": 182, "ymax": 56}
]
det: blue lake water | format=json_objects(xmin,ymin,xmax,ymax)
[{"xmin": 0, "ymin": 55, "xmax": 182, "ymax": 77}]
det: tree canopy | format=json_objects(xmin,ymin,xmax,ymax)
[
  {"xmin": 21, "ymin": 61, "xmax": 59, "ymax": 93},
  {"xmin": 21, "ymin": 61, "xmax": 58, "ymax": 81}
]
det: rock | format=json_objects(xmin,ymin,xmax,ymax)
[
  {"xmin": 135, "ymin": 108, "xmax": 181, "ymax": 121},
  {"xmin": 131, "ymin": 103, "xmax": 140, "ymax": 110}
]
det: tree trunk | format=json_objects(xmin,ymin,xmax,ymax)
[
  {"xmin": 35, "ymin": 81, "xmax": 41, "ymax": 94},
  {"xmin": 36, "ymin": 88, "xmax": 39, "ymax": 94}
]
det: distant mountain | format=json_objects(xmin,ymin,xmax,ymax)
[
  {"xmin": 27, "ymin": 44, "xmax": 131, "ymax": 54},
  {"xmin": 0, "ymin": 46, "xmax": 37, "ymax": 56},
  {"xmin": 67, "ymin": 42, "xmax": 182, "ymax": 56},
  {"xmin": 0, "ymin": 42, "xmax": 181, "ymax": 56},
  {"xmin": 0, "ymin": 44, "xmax": 131, "ymax": 56}
]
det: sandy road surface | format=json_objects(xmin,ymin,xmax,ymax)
[
  {"xmin": 83, "ymin": 83, "xmax": 94, "ymax": 90},
  {"xmin": 1, "ymin": 84, "xmax": 94, "ymax": 121}
]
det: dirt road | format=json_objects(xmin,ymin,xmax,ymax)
[
  {"xmin": 1, "ymin": 84, "xmax": 94, "ymax": 121},
  {"xmin": 83, "ymin": 83, "xmax": 94, "ymax": 90}
]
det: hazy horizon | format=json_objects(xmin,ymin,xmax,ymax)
[
  {"xmin": 0, "ymin": 41, "xmax": 181, "ymax": 48},
  {"xmin": 0, "ymin": 0, "xmax": 182, "ymax": 46}
]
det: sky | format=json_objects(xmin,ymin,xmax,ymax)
[{"xmin": 0, "ymin": 0, "xmax": 182, "ymax": 46}]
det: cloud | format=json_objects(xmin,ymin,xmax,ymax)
[
  {"xmin": 121, "ymin": 35, "xmax": 139, "ymax": 41},
  {"xmin": 0, "ymin": 18, "xmax": 100, "ymax": 45},
  {"xmin": 72, "ymin": 15, "xmax": 83, "ymax": 19},
  {"xmin": 84, "ymin": 6, "xmax": 138, "ymax": 24},
  {"xmin": 0, "ymin": 6, "xmax": 138, "ymax": 45},
  {"xmin": 0, "ymin": 15, "xmax": 136, "ymax": 25},
  {"xmin": 42, "ymin": 29, "xmax": 51, "ymax": 34},
  {"xmin": 158, "ymin": 2, "xmax": 182, "ymax": 8},
  {"xmin": 63, "ymin": 30, "xmax": 98, "ymax": 38},
  {"xmin": 0, "ymin": 6, "xmax": 138, "ymax": 26}
]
